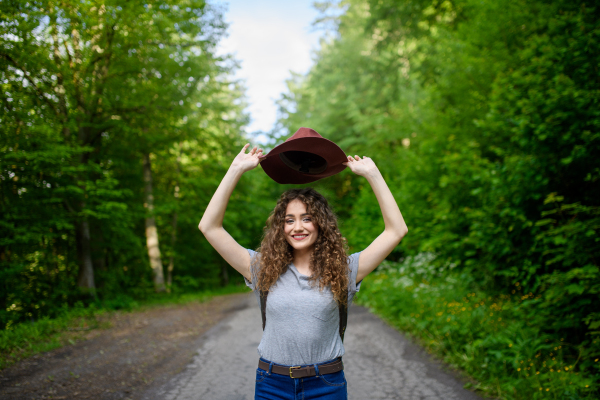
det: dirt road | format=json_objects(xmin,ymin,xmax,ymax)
[
  {"xmin": 1, "ymin": 293, "xmax": 483, "ymax": 400},
  {"xmin": 142, "ymin": 294, "xmax": 482, "ymax": 400},
  {"xmin": 0, "ymin": 293, "xmax": 249, "ymax": 400}
]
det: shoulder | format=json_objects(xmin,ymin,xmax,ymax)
[
  {"xmin": 347, "ymin": 252, "xmax": 361, "ymax": 269},
  {"xmin": 244, "ymin": 249, "xmax": 262, "ymax": 290},
  {"xmin": 347, "ymin": 251, "xmax": 362, "ymax": 293},
  {"xmin": 247, "ymin": 249, "xmax": 261, "ymax": 268}
]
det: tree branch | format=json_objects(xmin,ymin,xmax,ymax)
[
  {"xmin": 63, "ymin": 32, "xmax": 85, "ymax": 114},
  {"xmin": 0, "ymin": 53, "xmax": 60, "ymax": 117}
]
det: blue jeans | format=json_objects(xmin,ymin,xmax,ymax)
[{"xmin": 255, "ymin": 357, "xmax": 348, "ymax": 400}]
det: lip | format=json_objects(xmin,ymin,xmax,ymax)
[{"xmin": 291, "ymin": 234, "xmax": 309, "ymax": 241}]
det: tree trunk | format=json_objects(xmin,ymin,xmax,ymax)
[
  {"xmin": 143, "ymin": 152, "xmax": 166, "ymax": 292},
  {"xmin": 50, "ymin": 11, "xmax": 69, "ymax": 138},
  {"xmin": 167, "ymin": 143, "xmax": 182, "ymax": 291},
  {"xmin": 76, "ymin": 216, "xmax": 96, "ymax": 293},
  {"xmin": 91, "ymin": 223, "xmax": 106, "ymax": 272},
  {"xmin": 221, "ymin": 261, "xmax": 229, "ymax": 287},
  {"xmin": 167, "ymin": 210, "xmax": 177, "ymax": 290}
]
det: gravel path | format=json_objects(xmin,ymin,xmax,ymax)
[
  {"xmin": 142, "ymin": 294, "xmax": 483, "ymax": 400},
  {"xmin": 0, "ymin": 293, "xmax": 250, "ymax": 400}
]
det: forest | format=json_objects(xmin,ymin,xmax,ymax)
[{"xmin": 1, "ymin": 0, "xmax": 599, "ymax": 398}]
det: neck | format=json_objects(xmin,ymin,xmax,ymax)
[{"xmin": 293, "ymin": 247, "xmax": 313, "ymax": 271}]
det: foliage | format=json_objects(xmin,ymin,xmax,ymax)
[
  {"xmin": 1, "ymin": 0, "xmax": 598, "ymax": 391},
  {"xmin": 278, "ymin": 0, "xmax": 600, "ymax": 397},
  {"xmin": 0, "ymin": 0, "xmax": 260, "ymax": 328},
  {"xmin": 357, "ymin": 257, "xmax": 599, "ymax": 399}
]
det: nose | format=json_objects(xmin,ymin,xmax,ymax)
[{"xmin": 293, "ymin": 219, "xmax": 304, "ymax": 231}]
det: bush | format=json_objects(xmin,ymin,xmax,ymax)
[{"xmin": 357, "ymin": 255, "xmax": 599, "ymax": 399}]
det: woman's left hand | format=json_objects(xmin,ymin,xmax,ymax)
[{"xmin": 343, "ymin": 155, "xmax": 380, "ymax": 178}]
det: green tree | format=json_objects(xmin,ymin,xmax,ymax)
[
  {"xmin": 0, "ymin": 0, "xmax": 251, "ymax": 326},
  {"xmin": 278, "ymin": 0, "xmax": 600, "ymax": 394}
]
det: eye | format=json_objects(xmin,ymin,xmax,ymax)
[
  {"xmin": 285, "ymin": 219, "xmax": 294, "ymax": 224},
  {"xmin": 303, "ymin": 217, "xmax": 312, "ymax": 222}
]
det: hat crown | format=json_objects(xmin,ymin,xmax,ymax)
[
  {"xmin": 286, "ymin": 127, "xmax": 323, "ymax": 142},
  {"xmin": 261, "ymin": 126, "xmax": 346, "ymax": 184}
]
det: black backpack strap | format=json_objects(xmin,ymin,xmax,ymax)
[
  {"xmin": 339, "ymin": 288, "xmax": 348, "ymax": 342},
  {"xmin": 259, "ymin": 290, "xmax": 268, "ymax": 330}
]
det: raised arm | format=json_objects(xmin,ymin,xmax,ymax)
[
  {"xmin": 344, "ymin": 155, "xmax": 408, "ymax": 282},
  {"xmin": 198, "ymin": 144, "xmax": 265, "ymax": 281}
]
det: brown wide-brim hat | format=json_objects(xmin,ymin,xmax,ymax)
[{"xmin": 260, "ymin": 127, "xmax": 347, "ymax": 184}]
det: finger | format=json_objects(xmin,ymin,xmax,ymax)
[
  {"xmin": 354, "ymin": 155, "xmax": 360, "ymax": 160},
  {"xmin": 249, "ymin": 146, "xmax": 257, "ymax": 155},
  {"xmin": 241, "ymin": 143, "xmax": 250, "ymax": 153},
  {"xmin": 342, "ymin": 162, "xmax": 348, "ymax": 166},
  {"xmin": 347, "ymin": 156, "xmax": 354, "ymax": 162}
]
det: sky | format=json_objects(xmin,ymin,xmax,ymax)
[{"xmin": 215, "ymin": 0, "xmax": 322, "ymax": 143}]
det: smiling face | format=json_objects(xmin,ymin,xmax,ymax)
[{"xmin": 283, "ymin": 199, "xmax": 319, "ymax": 253}]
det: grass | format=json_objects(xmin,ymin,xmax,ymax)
[
  {"xmin": 355, "ymin": 254, "xmax": 599, "ymax": 400},
  {"xmin": 0, "ymin": 284, "xmax": 250, "ymax": 370}
]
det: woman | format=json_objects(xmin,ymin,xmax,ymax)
[{"xmin": 199, "ymin": 143, "xmax": 408, "ymax": 399}]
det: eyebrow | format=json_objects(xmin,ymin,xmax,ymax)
[{"xmin": 285, "ymin": 213, "xmax": 310, "ymax": 217}]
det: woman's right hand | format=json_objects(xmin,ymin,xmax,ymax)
[{"xmin": 231, "ymin": 144, "xmax": 266, "ymax": 173}]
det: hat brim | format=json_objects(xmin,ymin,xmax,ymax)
[{"xmin": 260, "ymin": 137, "xmax": 347, "ymax": 184}]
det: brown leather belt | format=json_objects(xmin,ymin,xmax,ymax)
[{"xmin": 258, "ymin": 358, "xmax": 344, "ymax": 379}]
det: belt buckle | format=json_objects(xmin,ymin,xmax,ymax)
[{"xmin": 289, "ymin": 366, "xmax": 301, "ymax": 378}]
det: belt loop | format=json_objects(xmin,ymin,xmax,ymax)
[
  {"xmin": 268, "ymin": 361, "xmax": 273, "ymax": 375},
  {"xmin": 314, "ymin": 363, "xmax": 320, "ymax": 376}
]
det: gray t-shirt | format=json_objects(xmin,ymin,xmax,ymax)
[{"xmin": 245, "ymin": 249, "xmax": 362, "ymax": 365}]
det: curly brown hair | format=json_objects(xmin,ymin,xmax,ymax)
[{"xmin": 252, "ymin": 188, "xmax": 349, "ymax": 306}]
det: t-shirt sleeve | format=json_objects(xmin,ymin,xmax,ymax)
[
  {"xmin": 244, "ymin": 249, "xmax": 260, "ymax": 291},
  {"xmin": 348, "ymin": 252, "xmax": 362, "ymax": 294}
]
